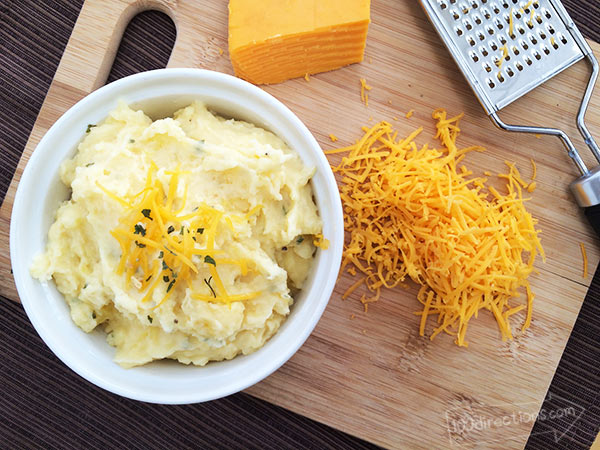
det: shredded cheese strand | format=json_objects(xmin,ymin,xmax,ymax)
[
  {"xmin": 580, "ymin": 242, "xmax": 588, "ymax": 279},
  {"xmin": 509, "ymin": 8, "xmax": 515, "ymax": 37},
  {"xmin": 359, "ymin": 78, "xmax": 372, "ymax": 107},
  {"xmin": 330, "ymin": 109, "xmax": 544, "ymax": 346},
  {"xmin": 100, "ymin": 165, "xmax": 264, "ymax": 307}
]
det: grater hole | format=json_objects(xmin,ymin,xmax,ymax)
[
  {"xmin": 483, "ymin": 9, "xmax": 491, "ymax": 19},
  {"xmin": 527, "ymin": 20, "xmax": 534, "ymax": 30},
  {"xmin": 547, "ymin": 24, "xmax": 555, "ymax": 34},
  {"xmin": 474, "ymin": 15, "xmax": 482, "ymax": 25},
  {"xmin": 499, "ymin": 36, "xmax": 507, "ymax": 45},
  {"xmin": 490, "ymin": 41, "xmax": 498, "ymax": 51},
  {"xmin": 493, "ymin": 6, "xmax": 500, "ymax": 14},
  {"xmin": 543, "ymin": 8, "xmax": 551, "ymax": 19},
  {"xmin": 533, "ymin": 1, "xmax": 539, "ymax": 8},
  {"xmin": 481, "ymin": 47, "xmax": 489, "ymax": 56},
  {"xmin": 512, "ymin": 46, "xmax": 519, "ymax": 55},
  {"xmin": 514, "ymin": 10, "xmax": 522, "ymax": 19},
  {"xmin": 452, "ymin": 9, "xmax": 460, "ymax": 20},
  {"xmin": 450, "ymin": 0, "xmax": 457, "ymax": 3},
  {"xmin": 558, "ymin": 33, "xmax": 567, "ymax": 44},
  {"xmin": 539, "ymin": 31, "xmax": 547, "ymax": 40},
  {"xmin": 439, "ymin": 1, "xmax": 448, "ymax": 9},
  {"xmin": 551, "ymin": 38, "xmax": 559, "ymax": 50},
  {"xmin": 525, "ymin": 56, "xmax": 532, "ymax": 65},
  {"xmin": 488, "ymin": 79, "xmax": 496, "ymax": 89},
  {"xmin": 521, "ymin": 40, "xmax": 529, "ymax": 50},
  {"xmin": 518, "ymin": 26, "xmax": 525, "ymax": 35},
  {"xmin": 464, "ymin": 19, "xmax": 473, "ymax": 30},
  {"xmin": 542, "ymin": 46, "xmax": 550, "ymax": 55},
  {"xmin": 471, "ymin": 1, "xmax": 479, "ymax": 8},
  {"xmin": 530, "ymin": 34, "xmax": 538, "ymax": 45},
  {"xmin": 497, "ymin": 72, "xmax": 505, "ymax": 83},
  {"xmin": 456, "ymin": 27, "xmax": 464, "ymax": 36},
  {"xmin": 501, "ymin": 2, "xmax": 508, "ymax": 9},
  {"xmin": 533, "ymin": 51, "xmax": 541, "ymax": 60},
  {"xmin": 494, "ymin": 18, "xmax": 504, "ymax": 30},
  {"xmin": 478, "ymin": 31, "xmax": 485, "ymax": 40},
  {"xmin": 516, "ymin": 62, "xmax": 523, "ymax": 71},
  {"xmin": 468, "ymin": 36, "xmax": 476, "ymax": 46},
  {"xmin": 470, "ymin": 51, "xmax": 479, "ymax": 62},
  {"xmin": 536, "ymin": 15, "xmax": 543, "ymax": 24},
  {"xmin": 484, "ymin": 63, "xmax": 492, "ymax": 73},
  {"xmin": 506, "ymin": 67, "xmax": 515, "ymax": 77}
]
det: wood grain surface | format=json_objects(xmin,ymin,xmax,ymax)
[{"xmin": 1, "ymin": 0, "xmax": 600, "ymax": 448}]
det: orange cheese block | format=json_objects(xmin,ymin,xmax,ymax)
[{"xmin": 228, "ymin": 0, "xmax": 371, "ymax": 84}]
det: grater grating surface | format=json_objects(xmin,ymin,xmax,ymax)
[{"xmin": 420, "ymin": 0, "xmax": 586, "ymax": 114}]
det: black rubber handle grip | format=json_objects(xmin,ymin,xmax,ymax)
[{"xmin": 584, "ymin": 204, "xmax": 600, "ymax": 237}]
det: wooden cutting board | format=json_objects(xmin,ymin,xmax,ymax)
[{"xmin": 1, "ymin": 0, "xmax": 599, "ymax": 448}]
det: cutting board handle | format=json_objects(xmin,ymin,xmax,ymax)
[
  {"xmin": 55, "ymin": 0, "xmax": 144, "ymax": 96},
  {"xmin": 18, "ymin": 0, "xmax": 230, "ymax": 115}
]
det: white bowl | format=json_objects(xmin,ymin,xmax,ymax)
[{"xmin": 10, "ymin": 68, "xmax": 344, "ymax": 404}]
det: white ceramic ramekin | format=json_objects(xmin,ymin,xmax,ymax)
[{"xmin": 10, "ymin": 68, "xmax": 343, "ymax": 404}]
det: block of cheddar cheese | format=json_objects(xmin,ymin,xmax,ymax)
[{"xmin": 228, "ymin": 0, "xmax": 371, "ymax": 84}]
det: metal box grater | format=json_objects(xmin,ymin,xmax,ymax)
[
  {"xmin": 422, "ymin": 0, "xmax": 586, "ymax": 113},
  {"xmin": 419, "ymin": 0, "xmax": 600, "ymax": 229}
]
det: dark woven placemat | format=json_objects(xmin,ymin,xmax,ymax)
[{"xmin": 0, "ymin": 1, "xmax": 598, "ymax": 448}]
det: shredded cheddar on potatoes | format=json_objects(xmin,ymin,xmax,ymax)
[
  {"xmin": 106, "ymin": 163, "xmax": 262, "ymax": 309},
  {"xmin": 327, "ymin": 109, "xmax": 544, "ymax": 347}
]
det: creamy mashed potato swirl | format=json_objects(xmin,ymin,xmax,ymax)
[{"xmin": 31, "ymin": 101, "xmax": 323, "ymax": 367}]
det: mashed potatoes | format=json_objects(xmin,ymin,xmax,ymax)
[{"xmin": 31, "ymin": 101, "xmax": 323, "ymax": 368}]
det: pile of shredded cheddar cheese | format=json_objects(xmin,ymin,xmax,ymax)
[
  {"xmin": 327, "ymin": 109, "xmax": 545, "ymax": 346},
  {"xmin": 100, "ymin": 162, "xmax": 261, "ymax": 310}
]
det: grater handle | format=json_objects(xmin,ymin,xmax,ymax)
[
  {"xmin": 576, "ymin": 55, "xmax": 600, "ymax": 162},
  {"xmin": 571, "ymin": 166, "xmax": 600, "ymax": 208},
  {"xmin": 492, "ymin": 111, "xmax": 600, "ymax": 210},
  {"xmin": 491, "ymin": 51, "xmax": 600, "ymax": 212},
  {"xmin": 490, "ymin": 113, "xmax": 589, "ymax": 176},
  {"xmin": 584, "ymin": 204, "xmax": 600, "ymax": 238}
]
